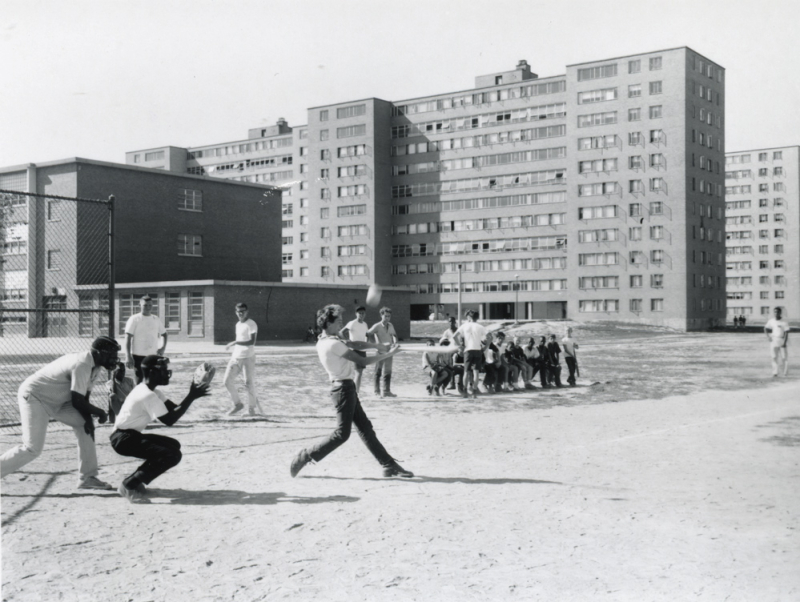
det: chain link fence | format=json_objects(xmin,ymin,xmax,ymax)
[{"xmin": 0, "ymin": 188, "xmax": 114, "ymax": 433}]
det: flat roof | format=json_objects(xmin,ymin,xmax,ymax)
[
  {"xmin": 567, "ymin": 45, "xmax": 725, "ymax": 70},
  {"xmin": 0, "ymin": 157, "xmax": 279, "ymax": 191},
  {"xmin": 75, "ymin": 280, "xmax": 410, "ymax": 292},
  {"xmin": 726, "ymin": 145, "xmax": 799, "ymax": 154}
]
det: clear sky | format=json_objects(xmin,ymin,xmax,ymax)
[{"xmin": 2, "ymin": 0, "xmax": 799, "ymax": 167}]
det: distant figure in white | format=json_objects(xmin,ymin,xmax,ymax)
[
  {"xmin": 125, "ymin": 294, "xmax": 167, "ymax": 384},
  {"xmin": 224, "ymin": 303, "xmax": 263, "ymax": 415},
  {"xmin": 764, "ymin": 307, "xmax": 790, "ymax": 377},
  {"xmin": 342, "ymin": 305, "xmax": 369, "ymax": 393}
]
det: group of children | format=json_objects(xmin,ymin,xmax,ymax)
[{"xmin": 423, "ymin": 316, "xmax": 579, "ymax": 397}]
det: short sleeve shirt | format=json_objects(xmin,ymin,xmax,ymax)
[
  {"xmin": 765, "ymin": 319, "xmax": 790, "ymax": 345},
  {"xmin": 561, "ymin": 337, "xmax": 577, "ymax": 357},
  {"xmin": 19, "ymin": 351, "xmax": 99, "ymax": 413},
  {"xmin": 344, "ymin": 319, "xmax": 369, "ymax": 343},
  {"xmin": 317, "ymin": 335, "xmax": 356, "ymax": 381},
  {"xmin": 455, "ymin": 322, "xmax": 488, "ymax": 351},
  {"xmin": 231, "ymin": 319, "xmax": 258, "ymax": 359},
  {"xmin": 113, "ymin": 383, "xmax": 169, "ymax": 432},
  {"xmin": 369, "ymin": 321, "xmax": 397, "ymax": 345},
  {"xmin": 125, "ymin": 313, "xmax": 166, "ymax": 356}
]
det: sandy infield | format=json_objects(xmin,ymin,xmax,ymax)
[{"xmin": 1, "ymin": 325, "xmax": 799, "ymax": 601}]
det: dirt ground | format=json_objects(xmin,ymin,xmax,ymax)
[{"xmin": 2, "ymin": 324, "xmax": 799, "ymax": 601}]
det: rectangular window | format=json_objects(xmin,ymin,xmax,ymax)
[
  {"xmin": 577, "ymin": 64, "xmax": 618, "ymax": 81},
  {"xmin": 630, "ymin": 275, "xmax": 643, "ymax": 288},
  {"xmin": 300, "ymin": 232, "xmax": 308, "ymax": 242},
  {"xmin": 628, "ymin": 108, "xmax": 641, "ymax": 121},
  {"xmin": 651, "ymin": 274, "xmax": 664, "ymax": 288},
  {"xmin": 188, "ymin": 292, "xmax": 204, "ymax": 337},
  {"xmin": 628, "ymin": 60, "xmax": 641, "ymax": 74},
  {"xmin": 299, "ymin": 267, "xmax": 309, "ymax": 276},
  {"xmin": 336, "ymin": 104, "xmax": 367, "ymax": 119},
  {"xmin": 178, "ymin": 189, "xmax": 202, "ymax": 211},
  {"xmin": 320, "ymin": 130, "xmax": 329, "ymax": 141},
  {"xmin": 145, "ymin": 150, "xmax": 165, "ymax": 162},
  {"xmin": 281, "ymin": 269, "xmax": 293, "ymax": 278},
  {"xmin": 337, "ymin": 124, "xmax": 367, "ymax": 138},
  {"xmin": 320, "ymin": 227, "xmax": 331, "ymax": 238},
  {"xmin": 649, "ymin": 105, "xmax": 662, "ymax": 119},
  {"xmin": 165, "ymin": 292, "xmax": 180, "ymax": 331},
  {"xmin": 649, "ymin": 57, "xmax": 663, "ymax": 70},
  {"xmin": 321, "ymin": 149, "xmax": 330, "ymax": 160},
  {"xmin": 577, "ymin": 88, "xmax": 617, "ymax": 104},
  {"xmin": 281, "ymin": 253, "xmax": 292, "ymax": 265},
  {"xmin": 577, "ymin": 111, "xmax": 617, "ymax": 128},
  {"xmin": 649, "ymin": 81, "xmax": 663, "ymax": 95},
  {"xmin": 628, "ymin": 84, "xmax": 642, "ymax": 98},
  {"xmin": 319, "ymin": 110, "xmax": 329, "ymax": 121},
  {"xmin": 629, "ymin": 132, "xmax": 643, "ymax": 146},
  {"xmin": 651, "ymin": 298, "xmax": 664, "ymax": 312},
  {"xmin": 177, "ymin": 234, "xmax": 202, "ymax": 256},
  {"xmin": 630, "ymin": 299, "xmax": 642, "ymax": 312},
  {"xmin": 338, "ymin": 204, "xmax": 367, "ymax": 217},
  {"xmin": 47, "ymin": 249, "xmax": 61, "ymax": 270},
  {"xmin": 320, "ymin": 207, "xmax": 330, "ymax": 219},
  {"xmin": 47, "ymin": 200, "xmax": 62, "ymax": 221}
]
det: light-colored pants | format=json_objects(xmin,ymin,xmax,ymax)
[
  {"xmin": 770, "ymin": 344, "xmax": 788, "ymax": 375},
  {"xmin": 1, "ymin": 392, "xmax": 99, "ymax": 479},
  {"xmin": 224, "ymin": 355, "xmax": 259, "ymax": 408}
]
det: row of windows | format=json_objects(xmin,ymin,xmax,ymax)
[
  {"xmin": 392, "ymin": 235, "xmax": 566, "ymax": 257},
  {"xmin": 320, "ymin": 104, "xmax": 367, "ymax": 121},
  {"xmin": 392, "ymin": 257, "xmax": 568, "ymax": 275},
  {"xmin": 580, "ymin": 299, "xmax": 669, "ymax": 313},
  {"xmin": 410, "ymin": 279, "xmax": 567, "ymax": 294},
  {"xmin": 392, "ymin": 169, "xmax": 566, "ymax": 198},
  {"xmin": 693, "ymin": 105, "xmax": 722, "ymax": 129},
  {"xmin": 727, "ymin": 261, "xmax": 786, "ymax": 272},
  {"xmin": 118, "ymin": 292, "xmax": 204, "ymax": 336},
  {"xmin": 391, "ymin": 103, "xmax": 567, "ymax": 139},
  {"xmin": 578, "ymin": 129, "xmax": 665, "ymax": 150},
  {"xmin": 727, "ymin": 183, "xmax": 786, "ymax": 194},
  {"xmin": 727, "ymin": 151, "xmax": 784, "ymax": 164},
  {"xmin": 726, "ymin": 167, "xmax": 785, "ymax": 179},
  {"xmin": 319, "ymin": 144, "xmax": 369, "ymax": 161},
  {"xmin": 391, "ymin": 80, "xmax": 566, "ymax": 116},
  {"xmin": 188, "ymin": 137, "xmax": 292, "ymax": 159},
  {"xmin": 728, "ymin": 306, "xmax": 786, "ymax": 316},
  {"xmin": 394, "ymin": 147, "xmax": 567, "ymax": 175},
  {"xmin": 391, "ymin": 125, "xmax": 565, "ymax": 156},
  {"xmin": 392, "ymin": 213, "xmax": 566, "ymax": 235},
  {"xmin": 392, "ymin": 191, "xmax": 566, "ymax": 216}
]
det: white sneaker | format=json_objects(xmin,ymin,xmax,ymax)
[{"xmin": 77, "ymin": 476, "xmax": 113, "ymax": 490}]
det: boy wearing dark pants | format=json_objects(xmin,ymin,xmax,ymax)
[{"xmin": 110, "ymin": 355, "xmax": 209, "ymax": 504}]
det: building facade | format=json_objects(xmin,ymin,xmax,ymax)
[
  {"xmin": 0, "ymin": 159, "xmax": 281, "ymax": 340},
  {"xmin": 128, "ymin": 46, "xmax": 726, "ymax": 330},
  {"xmin": 725, "ymin": 146, "xmax": 800, "ymax": 324}
]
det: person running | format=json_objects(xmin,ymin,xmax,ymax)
[
  {"xmin": 453, "ymin": 309, "xmax": 489, "ymax": 398},
  {"xmin": 110, "ymin": 355, "xmax": 210, "ymax": 504},
  {"xmin": 561, "ymin": 327, "xmax": 579, "ymax": 386},
  {"xmin": 368, "ymin": 307, "xmax": 398, "ymax": 398},
  {"xmin": 289, "ymin": 305, "xmax": 413, "ymax": 478},
  {"xmin": 342, "ymin": 306, "xmax": 369, "ymax": 393},
  {"xmin": 223, "ymin": 303, "xmax": 263, "ymax": 416},
  {"xmin": 1, "ymin": 337, "xmax": 118, "ymax": 490},
  {"xmin": 764, "ymin": 307, "xmax": 790, "ymax": 377},
  {"xmin": 124, "ymin": 295, "xmax": 167, "ymax": 383}
]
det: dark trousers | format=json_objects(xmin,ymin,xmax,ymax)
[
  {"xmin": 307, "ymin": 380, "xmax": 394, "ymax": 467},
  {"xmin": 530, "ymin": 360, "xmax": 549, "ymax": 387},
  {"xmin": 132, "ymin": 355, "xmax": 146, "ymax": 384},
  {"xmin": 110, "ymin": 429, "xmax": 182, "ymax": 489},
  {"xmin": 565, "ymin": 357, "xmax": 577, "ymax": 384}
]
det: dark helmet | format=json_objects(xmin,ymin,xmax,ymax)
[
  {"xmin": 91, "ymin": 336, "xmax": 121, "ymax": 370},
  {"xmin": 141, "ymin": 355, "xmax": 172, "ymax": 385}
]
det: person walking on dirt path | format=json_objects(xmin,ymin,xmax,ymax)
[
  {"xmin": 764, "ymin": 307, "xmax": 790, "ymax": 377},
  {"xmin": 124, "ymin": 295, "xmax": 167, "ymax": 384}
]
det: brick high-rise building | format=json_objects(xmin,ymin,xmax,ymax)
[{"xmin": 128, "ymin": 46, "xmax": 726, "ymax": 330}]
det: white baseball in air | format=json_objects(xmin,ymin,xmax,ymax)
[
  {"xmin": 366, "ymin": 284, "xmax": 382, "ymax": 307},
  {"xmin": 193, "ymin": 362, "xmax": 216, "ymax": 387}
]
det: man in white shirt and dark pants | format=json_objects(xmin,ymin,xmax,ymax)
[
  {"xmin": 224, "ymin": 303, "xmax": 263, "ymax": 415},
  {"xmin": 289, "ymin": 304, "xmax": 412, "ymax": 479},
  {"xmin": 111, "ymin": 355, "xmax": 209, "ymax": 504},
  {"xmin": 453, "ymin": 309, "xmax": 489, "ymax": 399},
  {"xmin": 765, "ymin": 307, "xmax": 790, "ymax": 377},
  {"xmin": 124, "ymin": 295, "xmax": 167, "ymax": 383}
]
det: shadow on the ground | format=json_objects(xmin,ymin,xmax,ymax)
[
  {"xmin": 305, "ymin": 475, "xmax": 561, "ymax": 485},
  {"xmin": 146, "ymin": 488, "xmax": 360, "ymax": 506},
  {"xmin": 756, "ymin": 415, "xmax": 800, "ymax": 447}
]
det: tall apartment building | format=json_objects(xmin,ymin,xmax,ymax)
[
  {"xmin": 725, "ymin": 146, "xmax": 800, "ymax": 324},
  {"xmin": 128, "ymin": 46, "xmax": 726, "ymax": 330}
]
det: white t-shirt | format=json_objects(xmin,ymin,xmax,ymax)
[
  {"xmin": 455, "ymin": 322, "xmax": 488, "ymax": 351},
  {"xmin": 562, "ymin": 336, "xmax": 577, "ymax": 357},
  {"xmin": 19, "ymin": 351, "xmax": 100, "ymax": 412},
  {"xmin": 125, "ymin": 313, "xmax": 166, "ymax": 356},
  {"xmin": 114, "ymin": 383, "xmax": 169, "ymax": 432},
  {"xmin": 231, "ymin": 319, "xmax": 258, "ymax": 359},
  {"xmin": 317, "ymin": 335, "xmax": 356, "ymax": 381},
  {"xmin": 765, "ymin": 318, "xmax": 790, "ymax": 346},
  {"xmin": 344, "ymin": 319, "xmax": 369, "ymax": 343}
]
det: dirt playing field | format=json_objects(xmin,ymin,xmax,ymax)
[{"xmin": 1, "ymin": 322, "xmax": 799, "ymax": 601}]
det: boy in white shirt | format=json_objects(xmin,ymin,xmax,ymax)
[
  {"xmin": 223, "ymin": 303, "xmax": 263, "ymax": 415},
  {"xmin": 110, "ymin": 355, "xmax": 209, "ymax": 504},
  {"xmin": 341, "ymin": 306, "xmax": 369, "ymax": 393},
  {"xmin": 453, "ymin": 309, "xmax": 489, "ymax": 398},
  {"xmin": 764, "ymin": 307, "xmax": 790, "ymax": 377},
  {"xmin": 289, "ymin": 304, "xmax": 413, "ymax": 479},
  {"xmin": 124, "ymin": 295, "xmax": 167, "ymax": 383}
]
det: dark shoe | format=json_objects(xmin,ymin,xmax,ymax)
[
  {"xmin": 426, "ymin": 385, "xmax": 433, "ymax": 395},
  {"xmin": 290, "ymin": 449, "xmax": 312, "ymax": 478},
  {"xmin": 381, "ymin": 391, "xmax": 398, "ymax": 398},
  {"xmin": 383, "ymin": 462, "xmax": 414, "ymax": 478}
]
